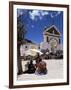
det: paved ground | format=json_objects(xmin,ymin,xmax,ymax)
[{"xmin": 17, "ymin": 60, "xmax": 63, "ymax": 81}]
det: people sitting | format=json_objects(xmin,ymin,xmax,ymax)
[
  {"xmin": 35, "ymin": 58, "xmax": 47, "ymax": 75},
  {"xmin": 23, "ymin": 60, "xmax": 36, "ymax": 74},
  {"xmin": 23, "ymin": 53, "xmax": 47, "ymax": 75}
]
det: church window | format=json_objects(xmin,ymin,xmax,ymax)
[
  {"xmin": 59, "ymin": 39, "xmax": 61, "ymax": 44},
  {"xmin": 25, "ymin": 46, "xmax": 27, "ymax": 48},
  {"xmin": 47, "ymin": 36, "xmax": 49, "ymax": 42}
]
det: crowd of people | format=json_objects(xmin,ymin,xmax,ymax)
[{"xmin": 23, "ymin": 53, "xmax": 47, "ymax": 75}]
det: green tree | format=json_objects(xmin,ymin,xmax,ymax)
[{"xmin": 17, "ymin": 17, "xmax": 26, "ymax": 75}]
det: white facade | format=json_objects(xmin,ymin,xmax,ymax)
[
  {"xmin": 40, "ymin": 25, "xmax": 63, "ymax": 53},
  {"xmin": 20, "ymin": 43, "xmax": 38, "ymax": 56}
]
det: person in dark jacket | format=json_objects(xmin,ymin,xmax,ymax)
[{"xmin": 23, "ymin": 60, "xmax": 36, "ymax": 74}]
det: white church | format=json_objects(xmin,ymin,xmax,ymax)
[{"xmin": 40, "ymin": 25, "xmax": 63, "ymax": 53}]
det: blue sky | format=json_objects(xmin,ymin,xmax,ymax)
[{"xmin": 17, "ymin": 9, "xmax": 63, "ymax": 44}]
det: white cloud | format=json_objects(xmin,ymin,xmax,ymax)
[
  {"xmin": 29, "ymin": 10, "xmax": 49, "ymax": 20},
  {"xmin": 51, "ymin": 13, "xmax": 54, "ymax": 18},
  {"xmin": 50, "ymin": 11, "xmax": 61, "ymax": 18},
  {"xmin": 29, "ymin": 10, "xmax": 40, "ymax": 20},
  {"xmin": 40, "ymin": 11, "xmax": 49, "ymax": 16},
  {"xmin": 57, "ymin": 11, "xmax": 61, "ymax": 16},
  {"xmin": 17, "ymin": 9, "xmax": 62, "ymax": 20}
]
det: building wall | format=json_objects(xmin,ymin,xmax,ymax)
[
  {"xmin": 20, "ymin": 43, "xmax": 38, "ymax": 56},
  {"xmin": 45, "ymin": 35, "xmax": 60, "ymax": 43},
  {"xmin": 40, "ymin": 30, "xmax": 62, "ymax": 53}
]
